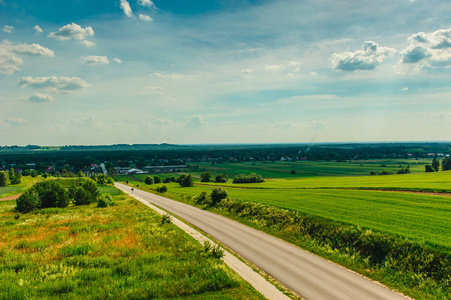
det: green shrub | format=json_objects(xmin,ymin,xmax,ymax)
[
  {"xmin": 97, "ymin": 195, "xmax": 114, "ymax": 208},
  {"xmin": 16, "ymin": 190, "xmax": 40, "ymax": 213},
  {"xmin": 233, "ymin": 173, "xmax": 264, "ymax": 183},
  {"xmin": 179, "ymin": 174, "xmax": 193, "ymax": 187},
  {"xmin": 161, "ymin": 213, "xmax": 171, "ymax": 225},
  {"xmin": 73, "ymin": 187, "xmax": 90, "ymax": 205},
  {"xmin": 196, "ymin": 192, "xmax": 207, "ymax": 204},
  {"xmin": 200, "ymin": 172, "xmax": 212, "ymax": 182},
  {"xmin": 378, "ymin": 169, "xmax": 393, "ymax": 176},
  {"xmin": 211, "ymin": 188, "xmax": 227, "ymax": 205},
  {"xmin": 157, "ymin": 185, "xmax": 168, "ymax": 193},
  {"xmin": 215, "ymin": 174, "xmax": 228, "ymax": 183},
  {"xmin": 145, "ymin": 176, "xmax": 154, "ymax": 185},
  {"xmin": 153, "ymin": 176, "xmax": 161, "ymax": 184}
]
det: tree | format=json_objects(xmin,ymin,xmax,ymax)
[
  {"xmin": 153, "ymin": 176, "xmax": 161, "ymax": 184},
  {"xmin": 145, "ymin": 176, "xmax": 154, "ymax": 185},
  {"xmin": 16, "ymin": 190, "xmax": 40, "ymax": 213},
  {"xmin": 0, "ymin": 171, "xmax": 9, "ymax": 187},
  {"xmin": 179, "ymin": 174, "xmax": 193, "ymax": 187},
  {"xmin": 33, "ymin": 181, "xmax": 70, "ymax": 209},
  {"xmin": 290, "ymin": 170, "xmax": 296, "ymax": 175},
  {"xmin": 425, "ymin": 164, "xmax": 435, "ymax": 173},
  {"xmin": 157, "ymin": 185, "xmax": 168, "ymax": 193},
  {"xmin": 10, "ymin": 173, "xmax": 21, "ymax": 185},
  {"xmin": 432, "ymin": 158, "xmax": 440, "ymax": 172},
  {"xmin": 442, "ymin": 157, "xmax": 451, "ymax": 171},
  {"xmin": 211, "ymin": 188, "xmax": 227, "ymax": 205},
  {"xmin": 77, "ymin": 170, "xmax": 84, "ymax": 178},
  {"xmin": 215, "ymin": 173, "xmax": 228, "ymax": 183},
  {"xmin": 200, "ymin": 172, "xmax": 212, "ymax": 182},
  {"xmin": 80, "ymin": 179, "xmax": 100, "ymax": 203}
]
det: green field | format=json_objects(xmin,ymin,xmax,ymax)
[
  {"xmin": 127, "ymin": 181, "xmax": 451, "ymax": 248},
  {"xmin": 187, "ymin": 159, "xmax": 429, "ymax": 179},
  {"xmin": 0, "ymin": 188, "xmax": 263, "ymax": 299},
  {"xmin": 199, "ymin": 170, "xmax": 451, "ymax": 192},
  {"xmin": 0, "ymin": 176, "xmax": 41, "ymax": 198}
]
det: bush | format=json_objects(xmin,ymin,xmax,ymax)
[
  {"xmin": 73, "ymin": 187, "xmax": 90, "ymax": 206},
  {"xmin": 17, "ymin": 181, "xmax": 69, "ymax": 213},
  {"xmin": 215, "ymin": 174, "xmax": 228, "ymax": 183},
  {"xmin": 145, "ymin": 176, "xmax": 154, "ymax": 185},
  {"xmin": 163, "ymin": 177, "xmax": 171, "ymax": 183},
  {"xmin": 290, "ymin": 170, "xmax": 296, "ymax": 175},
  {"xmin": 200, "ymin": 172, "xmax": 212, "ymax": 182},
  {"xmin": 211, "ymin": 188, "xmax": 227, "ymax": 205},
  {"xmin": 397, "ymin": 168, "xmax": 410, "ymax": 174},
  {"xmin": 97, "ymin": 195, "xmax": 115, "ymax": 208},
  {"xmin": 153, "ymin": 176, "xmax": 161, "ymax": 184},
  {"xmin": 0, "ymin": 171, "xmax": 9, "ymax": 187},
  {"xmin": 157, "ymin": 185, "xmax": 168, "ymax": 193},
  {"xmin": 161, "ymin": 213, "xmax": 171, "ymax": 225},
  {"xmin": 196, "ymin": 192, "xmax": 207, "ymax": 204},
  {"xmin": 425, "ymin": 164, "xmax": 435, "ymax": 172},
  {"xmin": 16, "ymin": 190, "xmax": 40, "ymax": 213},
  {"xmin": 179, "ymin": 174, "xmax": 193, "ymax": 187},
  {"xmin": 378, "ymin": 170, "xmax": 393, "ymax": 176},
  {"xmin": 233, "ymin": 173, "xmax": 264, "ymax": 183}
]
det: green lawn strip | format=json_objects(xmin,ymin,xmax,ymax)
[
  {"xmin": 0, "ymin": 190, "xmax": 264, "ymax": 299},
  {"xmin": 125, "ymin": 186, "xmax": 451, "ymax": 299}
]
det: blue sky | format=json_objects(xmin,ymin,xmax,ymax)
[{"xmin": 1, "ymin": 0, "xmax": 451, "ymax": 145}]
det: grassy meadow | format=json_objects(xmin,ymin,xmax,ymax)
[{"xmin": 0, "ymin": 185, "xmax": 264, "ymax": 299}]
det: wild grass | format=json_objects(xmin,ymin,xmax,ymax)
[{"xmin": 0, "ymin": 189, "xmax": 264, "ymax": 299}]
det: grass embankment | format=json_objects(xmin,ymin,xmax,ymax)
[
  {"xmin": 121, "ymin": 178, "xmax": 451, "ymax": 300},
  {"xmin": 0, "ymin": 187, "xmax": 264, "ymax": 299}
]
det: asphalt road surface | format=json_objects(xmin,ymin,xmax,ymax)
[{"xmin": 116, "ymin": 183, "xmax": 409, "ymax": 300}]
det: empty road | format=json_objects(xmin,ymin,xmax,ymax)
[{"xmin": 115, "ymin": 183, "xmax": 409, "ymax": 300}]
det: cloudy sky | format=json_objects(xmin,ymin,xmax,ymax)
[{"xmin": 1, "ymin": 0, "xmax": 451, "ymax": 145}]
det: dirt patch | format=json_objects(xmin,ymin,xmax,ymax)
[{"xmin": 0, "ymin": 193, "xmax": 22, "ymax": 201}]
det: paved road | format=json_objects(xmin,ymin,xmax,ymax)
[{"xmin": 116, "ymin": 183, "xmax": 409, "ymax": 300}]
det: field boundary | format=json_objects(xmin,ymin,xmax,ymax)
[{"xmin": 115, "ymin": 184, "xmax": 291, "ymax": 300}]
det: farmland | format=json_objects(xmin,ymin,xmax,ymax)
[
  {"xmin": 0, "ymin": 184, "xmax": 263, "ymax": 299},
  {"xmin": 118, "ymin": 165, "xmax": 451, "ymax": 299}
]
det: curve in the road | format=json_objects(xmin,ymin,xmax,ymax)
[{"xmin": 116, "ymin": 183, "xmax": 409, "ymax": 300}]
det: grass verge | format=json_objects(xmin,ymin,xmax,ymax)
[{"xmin": 0, "ymin": 188, "xmax": 264, "ymax": 299}]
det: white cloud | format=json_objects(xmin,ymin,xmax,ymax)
[
  {"xmin": 34, "ymin": 25, "xmax": 43, "ymax": 34},
  {"xmin": 120, "ymin": 0, "xmax": 133, "ymax": 18},
  {"xmin": 19, "ymin": 76, "xmax": 89, "ymax": 92},
  {"xmin": 186, "ymin": 116, "xmax": 207, "ymax": 128},
  {"xmin": 400, "ymin": 28, "xmax": 451, "ymax": 68},
  {"xmin": 241, "ymin": 68, "xmax": 254, "ymax": 74},
  {"xmin": 5, "ymin": 117, "xmax": 27, "ymax": 126},
  {"xmin": 401, "ymin": 87, "xmax": 408, "ymax": 92},
  {"xmin": 49, "ymin": 23, "xmax": 94, "ymax": 41},
  {"xmin": 139, "ymin": 14, "xmax": 152, "ymax": 21},
  {"xmin": 113, "ymin": 58, "xmax": 122, "ymax": 63},
  {"xmin": 80, "ymin": 40, "xmax": 95, "ymax": 47},
  {"xmin": 81, "ymin": 55, "xmax": 109, "ymax": 66},
  {"xmin": 0, "ymin": 40, "xmax": 54, "ymax": 75},
  {"xmin": 71, "ymin": 117, "xmax": 94, "ymax": 127},
  {"xmin": 308, "ymin": 121, "xmax": 326, "ymax": 130},
  {"xmin": 3, "ymin": 25, "xmax": 13, "ymax": 33},
  {"xmin": 0, "ymin": 41, "xmax": 23, "ymax": 75},
  {"xmin": 137, "ymin": 0, "xmax": 155, "ymax": 8},
  {"xmin": 150, "ymin": 72, "xmax": 200, "ymax": 80},
  {"xmin": 332, "ymin": 41, "xmax": 395, "ymax": 71},
  {"xmin": 265, "ymin": 64, "xmax": 285, "ymax": 71},
  {"xmin": 27, "ymin": 93, "xmax": 55, "ymax": 102},
  {"xmin": 12, "ymin": 42, "xmax": 54, "ymax": 57}
]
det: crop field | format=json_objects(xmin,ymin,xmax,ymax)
[
  {"xmin": 188, "ymin": 159, "xmax": 429, "ymax": 179},
  {"xmin": 123, "ymin": 171, "xmax": 451, "ymax": 249},
  {"xmin": 198, "ymin": 170, "xmax": 451, "ymax": 192},
  {"xmin": 0, "ymin": 187, "xmax": 263, "ymax": 299}
]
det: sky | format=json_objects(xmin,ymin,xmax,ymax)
[{"xmin": 1, "ymin": 0, "xmax": 451, "ymax": 145}]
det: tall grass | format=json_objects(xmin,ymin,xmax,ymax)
[{"xmin": 0, "ymin": 191, "xmax": 264, "ymax": 299}]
